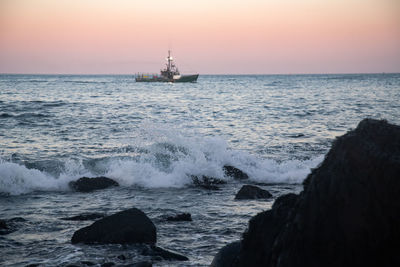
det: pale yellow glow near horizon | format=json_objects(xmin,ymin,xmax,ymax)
[{"xmin": 0, "ymin": 0, "xmax": 399, "ymax": 74}]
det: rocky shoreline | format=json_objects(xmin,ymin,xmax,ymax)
[
  {"xmin": 212, "ymin": 118, "xmax": 400, "ymax": 267},
  {"xmin": 2, "ymin": 118, "xmax": 399, "ymax": 266}
]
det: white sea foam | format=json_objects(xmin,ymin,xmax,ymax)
[
  {"xmin": 0, "ymin": 125, "xmax": 323, "ymax": 195},
  {"xmin": 0, "ymin": 158, "xmax": 93, "ymax": 195},
  {"xmin": 0, "ymin": 134, "xmax": 323, "ymax": 195}
]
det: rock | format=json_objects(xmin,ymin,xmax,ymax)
[
  {"xmin": 210, "ymin": 241, "xmax": 241, "ymax": 267},
  {"xmin": 234, "ymin": 119, "xmax": 400, "ymax": 267},
  {"xmin": 141, "ymin": 245, "xmax": 189, "ymax": 261},
  {"xmin": 166, "ymin": 213, "xmax": 192, "ymax": 222},
  {"xmin": 61, "ymin": 213, "xmax": 106, "ymax": 221},
  {"xmin": 234, "ymin": 185, "xmax": 272, "ymax": 200},
  {"xmin": 235, "ymin": 193, "xmax": 298, "ymax": 266},
  {"xmin": 71, "ymin": 208, "xmax": 156, "ymax": 244},
  {"xmin": 223, "ymin": 165, "xmax": 249, "ymax": 180},
  {"xmin": 191, "ymin": 175, "xmax": 226, "ymax": 190},
  {"xmin": 132, "ymin": 262, "xmax": 152, "ymax": 267},
  {"xmin": 117, "ymin": 254, "xmax": 126, "ymax": 260},
  {"xmin": 69, "ymin": 177, "xmax": 119, "ymax": 192}
]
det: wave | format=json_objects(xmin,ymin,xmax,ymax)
[
  {"xmin": 0, "ymin": 113, "xmax": 52, "ymax": 120},
  {"xmin": 0, "ymin": 160, "xmax": 74, "ymax": 195},
  {"xmin": 15, "ymin": 113, "xmax": 50, "ymax": 119},
  {"xmin": 0, "ymin": 136, "xmax": 322, "ymax": 195},
  {"xmin": 0, "ymin": 113, "xmax": 13, "ymax": 118},
  {"xmin": 63, "ymin": 80, "xmax": 107, "ymax": 84}
]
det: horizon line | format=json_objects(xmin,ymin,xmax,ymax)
[{"xmin": 1, "ymin": 72, "xmax": 399, "ymax": 76}]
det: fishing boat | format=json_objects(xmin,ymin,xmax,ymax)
[{"xmin": 136, "ymin": 51, "xmax": 199, "ymax": 83}]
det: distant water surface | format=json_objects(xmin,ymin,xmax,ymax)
[{"xmin": 0, "ymin": 74, "xmax": 399, "ymax": 266}]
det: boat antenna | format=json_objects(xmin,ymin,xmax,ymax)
[{"xmin": 167, "ymin": 50, "xmax": 172, "ymax": 72}]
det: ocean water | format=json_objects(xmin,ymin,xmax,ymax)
[{"xmin": 0, "ymin": 73, "xmax": 399, "ymax": 266}]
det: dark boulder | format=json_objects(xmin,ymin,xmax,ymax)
[
  {"xmin": 223, "ymin": 165, "xmax": 249, "ymax": 180},
  {"xmin": 234, "ymin": 185, "xmax": 272, "ymax": 200},
  {"xmin": 69, "ymin": 177, "xmax": 119, "ymax": 192},
  {"xmin": 117, "ymin": 255, "xmax": 126, "ymax": 260},
  {"xmin": 61, "ymin": 213, "xmax": 106, "ymax": 221},
  {"xmin": 235, "ymin": 119, "xmax": 400, "ymax": 267},
  {"xmin": 71, "ymin": 208, "xmax": 156, "ymax": 244},
  {"xmin": 141, "ymin": 245, "xmax": 189, "ymax": 261},
  {"xmin": 166, "ymin": 213, "xmax": 192, "ymax": 222},
  {"xmin": 191, "ymin": 175, "xmax": 226, "ymax": 190},
  {"xmin": 211, "ymin": 241, "xmax": 241, "ymax": 267}
]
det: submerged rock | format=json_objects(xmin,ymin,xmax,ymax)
[
  {"xmin": 166, "ymin": 213, "xmax": 192, "ymax": 222},
  {"xmin": 132, "ymin": 262, "xmax": 152, "ymax": 267},
  {"xmin": 234, "ymin": 185, "xmax": 272, "ymax": 200},
  {"xmin": 191, "ymin": 175, "xmax": 226, "ymax": 190},
  {"xmin": 234, "ymin": 119, "xmax": 400, "ymax": 267},
  {"xmin": 117, "ymin": 255, "xmax": 126, "ymax": 261},
  {"xmin": 61, "ymin": 213, "xmax": 106, "ymax": 221},
  {"xmin": 223, "ymin": 165, "xmax": 249, "ymax": 180},
  {"xmin": 71, "ymin": 208, "xmax": 156, "ymax": 244},
  {"xmin": 69, "ymin": 177, "xmax": 119, "ymax": 192},
  {"xmin": 211, "ymin": 241, "xmax": 241, "ymax": 267},
  {"xmin": 141, "ymin": 245, "xmax": 189, "ymax": 261}
]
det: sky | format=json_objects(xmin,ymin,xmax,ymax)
[{"xmin": 0, "ymin": 0, "xmax": 399, "ymax": 74}]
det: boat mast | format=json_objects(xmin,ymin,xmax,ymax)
[{"xmin": 167, "ymin": 50, "xmax": 172, "ymax": 73}]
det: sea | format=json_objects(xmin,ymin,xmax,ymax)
[{"xmin": 1, "ymin": 73, "xmax": 399, "ymax": 266}]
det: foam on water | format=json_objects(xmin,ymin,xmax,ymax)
[{"xmin": 0, "ymin": 130, "xmax": 323, "ymax": 195}]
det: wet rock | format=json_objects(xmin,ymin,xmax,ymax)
[
  {"xmin": 211, "ymin": 241, "xmax": 241, "ymax": 267},
  {"xmin": 234, "ymin": 185, "xmax": 272, "ymax": 200},
  {"xmin": 192, "ymin": 175, "xmax": 227, "ymax": 185},
  {"xmin": 223, "ymin": 165, "xmax": 249, "ymax": 180},
  {"xmin": 69, "ymin": 177, "xmax": 119, "ymax": 192},
  {"xmin": 141, "ymin": 245, "xmax": 189, "ymax": 261},
  {"xmin": 234, "ymin": 119, "xmax": 400, "ymax": 267},
  {"xmin": 166, "ymin": 213, "xmax": 192, "ymax": 222},
  {"xmin": 61, "ymin": 213, "xmax": 106, "ymax": 221},
  {"xmin": 71, "ymin": 208, "xmax": 156, "ymax": 244},
  {"xmin": 191, "ymin": 175, "xmax": 225, "ymax": 190},
  {"xmin": 117, "ymin": 254, "xmax": 126, "ymax": 260}
]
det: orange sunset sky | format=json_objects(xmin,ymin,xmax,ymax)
[{"xmin": 0, "ymin": 0, "xmax": 399, "ymax": 74}]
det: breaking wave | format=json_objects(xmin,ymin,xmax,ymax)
[{"xmin": 0, "ymin": 133, "xmax": 322, "ymax": 195}]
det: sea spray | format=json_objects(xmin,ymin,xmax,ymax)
[{"xmin": 0, "ymin": 138, "xmax": 322, "ymax": 195}]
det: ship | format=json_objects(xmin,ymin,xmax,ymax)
[{"xmin": 135, "ymin": 51, "xmax": 199, "ymax": 83}]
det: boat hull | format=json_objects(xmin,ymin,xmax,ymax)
[
  {"xmin": 136, "ymin": 74, "xmax": 199, "ymax": 83},
  {"xmin": 174, "ymin": 74, "xmax": 199, "ymax": 83}
]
